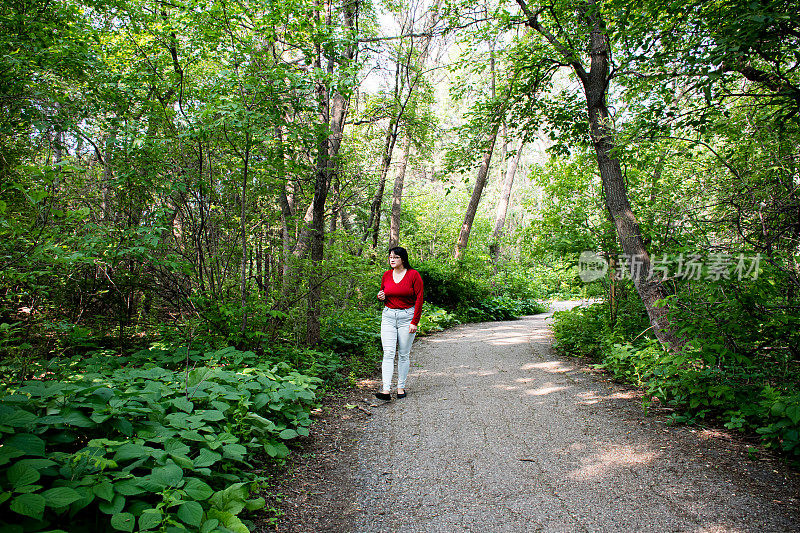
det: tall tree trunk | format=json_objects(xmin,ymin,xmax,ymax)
[
  {"xmin": 307, "ymin": 0, "xmax": 359, "ymax": 346},
  {"xmin": 454, "ymin": 122, "xmax": 501, "ymax": 260},
  {"xmin": 239, "ymin": 136, "xmax": 251, "ymax": 338},
  {"xmin": 490, "ymin": 139, "xmax": 523, "ymax": 261},
  {"xmin": 256, "ymin": 228, "xmax": 263, "ymax": 291},
  {"xmin": 518, "ymin": 0, "xmax": 681, "ymax": 350},
  {"xmin": 272, "ymin": 126, "xmax": 294, "ymax": 287},
  {"xmin": 582, "ymin": 15, "xmax": 679, "ymax": 349},
  {"xmin": 101, "ymin": 130, "xmax": 116, "ymax": 222},
  {"xmin": 389, "ymin": 136, "xmax": 412, "ymax": 248}
]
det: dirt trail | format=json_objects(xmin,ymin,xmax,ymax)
[{"xmin": 271, "ymin": 304, "xmax": 800, "ymax": 532}]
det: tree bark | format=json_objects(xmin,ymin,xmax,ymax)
[
  {"xmin": 389, "ymin": 136, "xmax": 412, "ymax": 248},
  {"xmin": 490, "ymin": 139, "xmax": 523, "ymax": 261},
  {"xmin": 454, "ymin": 122, "xmax": 501, "ymax": 260},
  {"xmin": 239, "ymin": 135, "xmax": 251, "ymax": 338},
  {"xmin": 101, "ymin": 130, "xmax": 116, "ymax": 222}
]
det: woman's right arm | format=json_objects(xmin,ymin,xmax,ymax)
[{"xmin": 377, "ymin": 272, "xmax": 386, "ymax": 301}]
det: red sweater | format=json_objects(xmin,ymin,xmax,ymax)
[{"xmin": 379, "ymin": 268, "xmax": 424, "ymax": 325}]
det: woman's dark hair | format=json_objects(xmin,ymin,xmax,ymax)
[{"xmin": 388, "ymin": 246, "xmax": 411, "ymax": 269}]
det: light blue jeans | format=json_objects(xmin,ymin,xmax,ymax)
[{"xmin": 381, "ymin": 306, "xmax": 416, "ymax": 391}]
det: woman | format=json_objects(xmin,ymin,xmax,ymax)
[{"xmin": 375, "ymin": 246, "xmax": 424, "ymax": 401}]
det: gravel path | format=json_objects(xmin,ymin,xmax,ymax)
[{"xmin": 345, "ymin": 304, "xmax": 799, "ymax": 532}]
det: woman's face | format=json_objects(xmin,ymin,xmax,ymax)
[{"xmin": 388, "ymin": 253, "xmax": 403, "ymax": 269}]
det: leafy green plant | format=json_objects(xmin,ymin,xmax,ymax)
[
  {"xmin": 414, "ymin": 260, "xmax": 489, "ymax": 310},
  {"xmin": 0, "ymin": 350, "xmax": 320, "ymax": 532},
  {"xmin": 417, "ymin": 304, "xmax": 459, "ymax": 335},
  {"xmin": 551, "ymin": 303, "xmax": 609, "ymax": 359}
]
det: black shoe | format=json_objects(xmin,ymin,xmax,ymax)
[
  {"xmin": 396, "ymin": 391, "xmax": 407, "ymax": 399},
  {"xmin": 375, "ymin": 392, "xmax": 392, "ymax": 401}
]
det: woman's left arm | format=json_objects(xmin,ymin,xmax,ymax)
[{"xmin": 410, "ymin": 271, "xmax": 424, "ymax": 329}]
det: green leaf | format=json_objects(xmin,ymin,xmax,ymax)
[
  {"xmin": 179, "ymin": 430, "xmax": 205, "ymax": 442},
  {"xmin": 7, "ymin": 463, "xmax": 40, "ymax": 489},
  {"xmin": 165, "ymin": 439, "xmax": 191, "ymax": 457},
  {"xmin": 61, "ymin": 410, "xmax": 95, "ymax": 427},
  {"xmin": 253, "ymin": 394, "xmax": 269, "ymax": 409},
  {"xmin": 70, "ymin": 485, "xmax": 96, "ymax": 513},
  {"xmin": 42, "ymin": 487, "xmax": 82, "ymax": 507},
  {"xmin": 93, "ymin": 481, "xmax": 114, "ymax": 501},
  {"xmin": 5, "ymin": 434, "xmax": 46, "ymax": 456},
  {"xmin": 200, "ymin": 410, "xmax": 225, "ymax": 422},
  {"xmin": 9, "ymin": 493, "xmax": 46, "ymax": 520},
  {"xmin": 193, "ymin": 448, "xmax": 221, "ymax": 468},
  {"xmin": 177, "ymin": 501, "xmax": 204, "ymax": 526},
  {"xmin": 114, "ymin": 417, "xmax": 134, "ymax": 436},
  {"xmin": 209, "ymin": 483, "xmax": 249, "ymax": 515},
  {"xmin": 93, "ymin": 387, "xmax": 115, "ymax": 401},
  {"xmin": 206, "ymin": 509, "xmax": 249, "ymax": 533},
  {"xmin": 0, "ymin": 445, "xmax": 25, "ymax": 465},
  {"xmin": 113, "ymin": 479, "xmax": 145, "ymax": 496},
  {"xmin": 14, "ymin": 484, "xmax": 43, "ymax": 495},
  {"xmin": 99, "ymin": 493, "xmax": 125, "ymax": 514},
  {"xmin": 170, "ymin": 453, "xmax": 194, "ymax": 469},
  {"xmin": 0, "ymin": 408, "xmax": 36, "ymax": 427},
  {"xmin": 222, "ymin": 443, "xmax": 246, "ymax": 461},
  {"xmin": 16, "ymin": 458, "xmax": 56, "ymax": 470},
  {"xmin": 772, "ymin": 402, "xmax": 786, "ymax": 416},
  {"xmin": 244, "ymin": 497, "xmax": 265, "ymax": 511},
  {"xmin": 138, "ymin": 508, "xmax": 162, "ymax": 530},
  {"xmin": 110, "ymin": 512, "xmax": 135, "ymax": 532},
  {"xmin": 183, "ymin": 478, "xmax": 213, "ymax": 501},
  {"xmin": 200, "ymin": 519, "xmax": 220, "ymax": 533},
  {"xmin": 172, "ymin": 397, "xmax": 194, "ymax": 414},
  {"xmin": 210, "ymin": 400, "xmax": 230, "ymax": 413},
  {"xmin": 150, "ymin": 463, "xmax": 183, "ymax": 489},
  {"xmin": 279, "ymin": 428, "xmax": 298, "ymax": 439},
  {"xmin": 785, "ymin": 405, "xmax": 800, "ymax": 425},
  {"xmin": 265, "ymin": 442, "xmax": 289, "ymax": 458},
  {"xmin": 112, "ymin": 443, "xmax": 147, "ymax": 462}
]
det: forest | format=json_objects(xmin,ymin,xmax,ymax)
[{"xmin": 1, "ymin": 0, "xmax": 799, "ymax": 531}]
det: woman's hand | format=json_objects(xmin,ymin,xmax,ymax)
[
  {"xmin": 377, "ymin": 290, "xmax": 385, "ymax": 301},
  {"xmin": 409, "ymin": 323, "xmax": 417, "ymax": 334}
]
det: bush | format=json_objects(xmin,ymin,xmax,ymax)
[
  {"xmin": 415, "ymin": 261, "xmax": 547, "ymax": 323},
  {"xmin": 320, "ymin": 309, "xmax": 380, "ymax": 361},
  {"xmin": 551, "ymin": 303, "xmax": 608, "ymax": 359},
  {"xmin": 458, "ymin": 296, "xmax": 548, "ymax": 322},
  {"xmin": 596, "ymin": 340, "xmax": 800, "ymax": 457},
  {"xmin": 417, "ymin": 304, "xmax": 460, "ymax": 335},
  {"xmin": 414, "ymin": 261, "xmax": 488, "ymax": 310},
  {"xmin": 552, "ymin": 302, "xmax": 800, "ymax": 459}
]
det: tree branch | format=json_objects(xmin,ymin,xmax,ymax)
[{"xmin": 515, "ymin": 0, "xmax": 588, "ymax": 83}]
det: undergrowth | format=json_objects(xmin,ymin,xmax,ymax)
[
  {"xmin": 0, "ymin": 347, "xmax": 319, "ymax": 533},
  {"xmin": 552, "ymin": 299, "xmax": 800, "ymax": 461}
]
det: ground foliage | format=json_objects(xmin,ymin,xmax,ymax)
[{"xmin": 0, "ymin": 346, "xmax": 319, "ymax": 532}]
